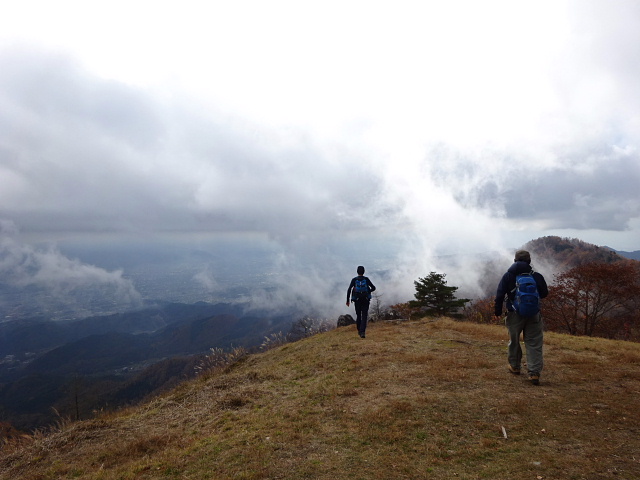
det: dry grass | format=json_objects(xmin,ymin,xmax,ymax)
[{"xmin": 1, "ymin": 318, "xmax": 639, "ymax": 479}]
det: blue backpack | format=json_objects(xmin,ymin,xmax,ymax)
[
  {"xmin": 512, "ymin": 273, "xmax": 540, "ymax": 316},
  {"xmin": 352, "ymin": 277, "xmax": 371, "ymax": 301}
]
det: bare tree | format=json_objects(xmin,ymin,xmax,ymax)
[
  {"xmin": 544, "ymin": 261, "xmax": 640, "ymax": 339},
  {"xmin": 288, "ymin": 316, "xmax": 332, "ymax": 341},
  {"xmin": 370, "ymin": 291, "xmax": 384, "ymax": 322}
]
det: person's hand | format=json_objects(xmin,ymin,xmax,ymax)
[{"xmin": 346, "ymin": 301, "xmax": 350, "ymax": 307}]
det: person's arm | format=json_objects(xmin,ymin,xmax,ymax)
[
  {"xmin": 535, "ymin": 273, "xmax": 549, "ymax": 299},
  {"xmin": 367, "ymin": 277, "xmax": 376, "ymax": 293},
  {"xmin": 346, "ymin": 279, "xmax": 355, "ymax": 306},
  {"xmin": 494, "ymin": 273, "xmax": 509, "ymax": 316}
]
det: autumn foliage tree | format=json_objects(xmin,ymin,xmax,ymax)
[
  {"xmin": 463, "ymin": 296, "xmax": 500, "ymax": 324},
  {"xmin": 544, "ymin": 261, "xmax": 640, "ymax": 340},
  {"xmin": 389, "ymin": 302, "xmax": 420, "ymax": 321}
]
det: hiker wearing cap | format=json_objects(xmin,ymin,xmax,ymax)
[
  {"xmin": 495, "ymin": 250, "xmax": 549, "ymax": 385},
  {"xmin": 346, "ymin": 266, "xmax": 376, "ymax": 339}
]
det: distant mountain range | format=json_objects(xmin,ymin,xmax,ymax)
[
  {"xmin": 20, "ymin": 311, "xmax": 294, "ymax": 377},
  {"xmin": 0, "ymin": 302, "xmax": 258, "ymax": 358},
  {"xmin": 608, "ymin": 248, "xmax": 640, "ymax": 261},
  {"xmin": 0, "ymin": 302, "xmax": 298, "ymax": 430}
]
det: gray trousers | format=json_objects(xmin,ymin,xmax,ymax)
[{"xmin": 506, "ymin": 311, "xmax": 544, "ymax": 375}]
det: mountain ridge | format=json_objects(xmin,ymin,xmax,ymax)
[
  {"xmin": 1, "ymin": 318, "xmax": 638, "ymax": 479},
  {"xmin": 523, "ymin": 236, "xmax": 630, "ymax": 269},
  {"xmin": 0, "ymin": 302, "xmax": 244, "ymax": 357},
  {"xmin": 606, "ymin": 247, "xmax": 640, "ymax": 261}
]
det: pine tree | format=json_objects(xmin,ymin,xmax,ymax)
[{"xmin": 410, "ymin": 272, "xmax": 470, "ymax": 317}]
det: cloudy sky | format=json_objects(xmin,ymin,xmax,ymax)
[{"xmin": 1, "ymin": 1, "xmax": 640, "ymax": 311}]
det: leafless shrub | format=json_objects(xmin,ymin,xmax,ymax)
[
  {"xmin": 260, "ymin": 332, "xmax": 288, "ymax": 351},
  {"xmin": 370, "ymin": 292, "xmax": 384, "ymax": 321},
  {"xmin": 288, "ymin": 316, "xmax": 333, "ymax": 341},
  {"xmin": 195, "ymin": 346, "xmax": 247, "ymax": 376}
]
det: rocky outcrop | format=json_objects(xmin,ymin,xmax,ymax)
[{"xmin": 337, "ymin": 314, "xmax": 355, "ymax": 327}]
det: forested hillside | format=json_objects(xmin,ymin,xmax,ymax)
[{"xmin": 524, "ymin": 236, "xmax": 626, "ymax": 269}]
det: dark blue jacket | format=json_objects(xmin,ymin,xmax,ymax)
[{"xmin": 495, "ymin": 261, "xmax": 548, "ymax": 316}]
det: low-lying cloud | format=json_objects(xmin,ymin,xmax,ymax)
[{"xmin": 0, "ymin": 220, "xmax": 141, "ymax": 319}]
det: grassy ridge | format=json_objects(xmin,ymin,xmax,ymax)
[{"xmin": 1, "ymin": 318, "xmax": 639, "ymax": 479}]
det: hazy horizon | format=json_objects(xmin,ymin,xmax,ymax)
[{"xmin": 2, "ymin": 228, "xmax": 636, "ymax": 323}]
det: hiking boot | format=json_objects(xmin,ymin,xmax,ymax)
[
  {"xmin": 528, "ymin": 374, "xmax": 540, "ymax": 385},
  {"xmin": 359, "ymin": 332, "xmax": 366, "ymax": 338},
  {"xmin": 508, "ymin": 365, "xmax": 521, "ymax": 375}
]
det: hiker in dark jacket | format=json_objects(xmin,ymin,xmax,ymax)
[
  {"xmin": 495, "ymin": 250, "xmax": 548, "ymax": 385},
  {"xmin": 346, "ymin": 266, "xmax": 376, "ymax": 339}
]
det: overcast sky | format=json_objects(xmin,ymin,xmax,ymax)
[{"xmin": 1, "ymin": 1, "xmax": 640, "ymax": 310}]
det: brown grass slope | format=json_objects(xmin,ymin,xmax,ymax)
[{"xmin": 1, "ymin": 318, "xmax": 639, "ymax": 480}]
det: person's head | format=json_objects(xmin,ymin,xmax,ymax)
[
  {"xmin": 514, "ymin": 250, "xmax": 531, "ymax": 264},
  {"xmin": 357, "ymin": 266, "xmax": 365, "ymax": 275}
]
